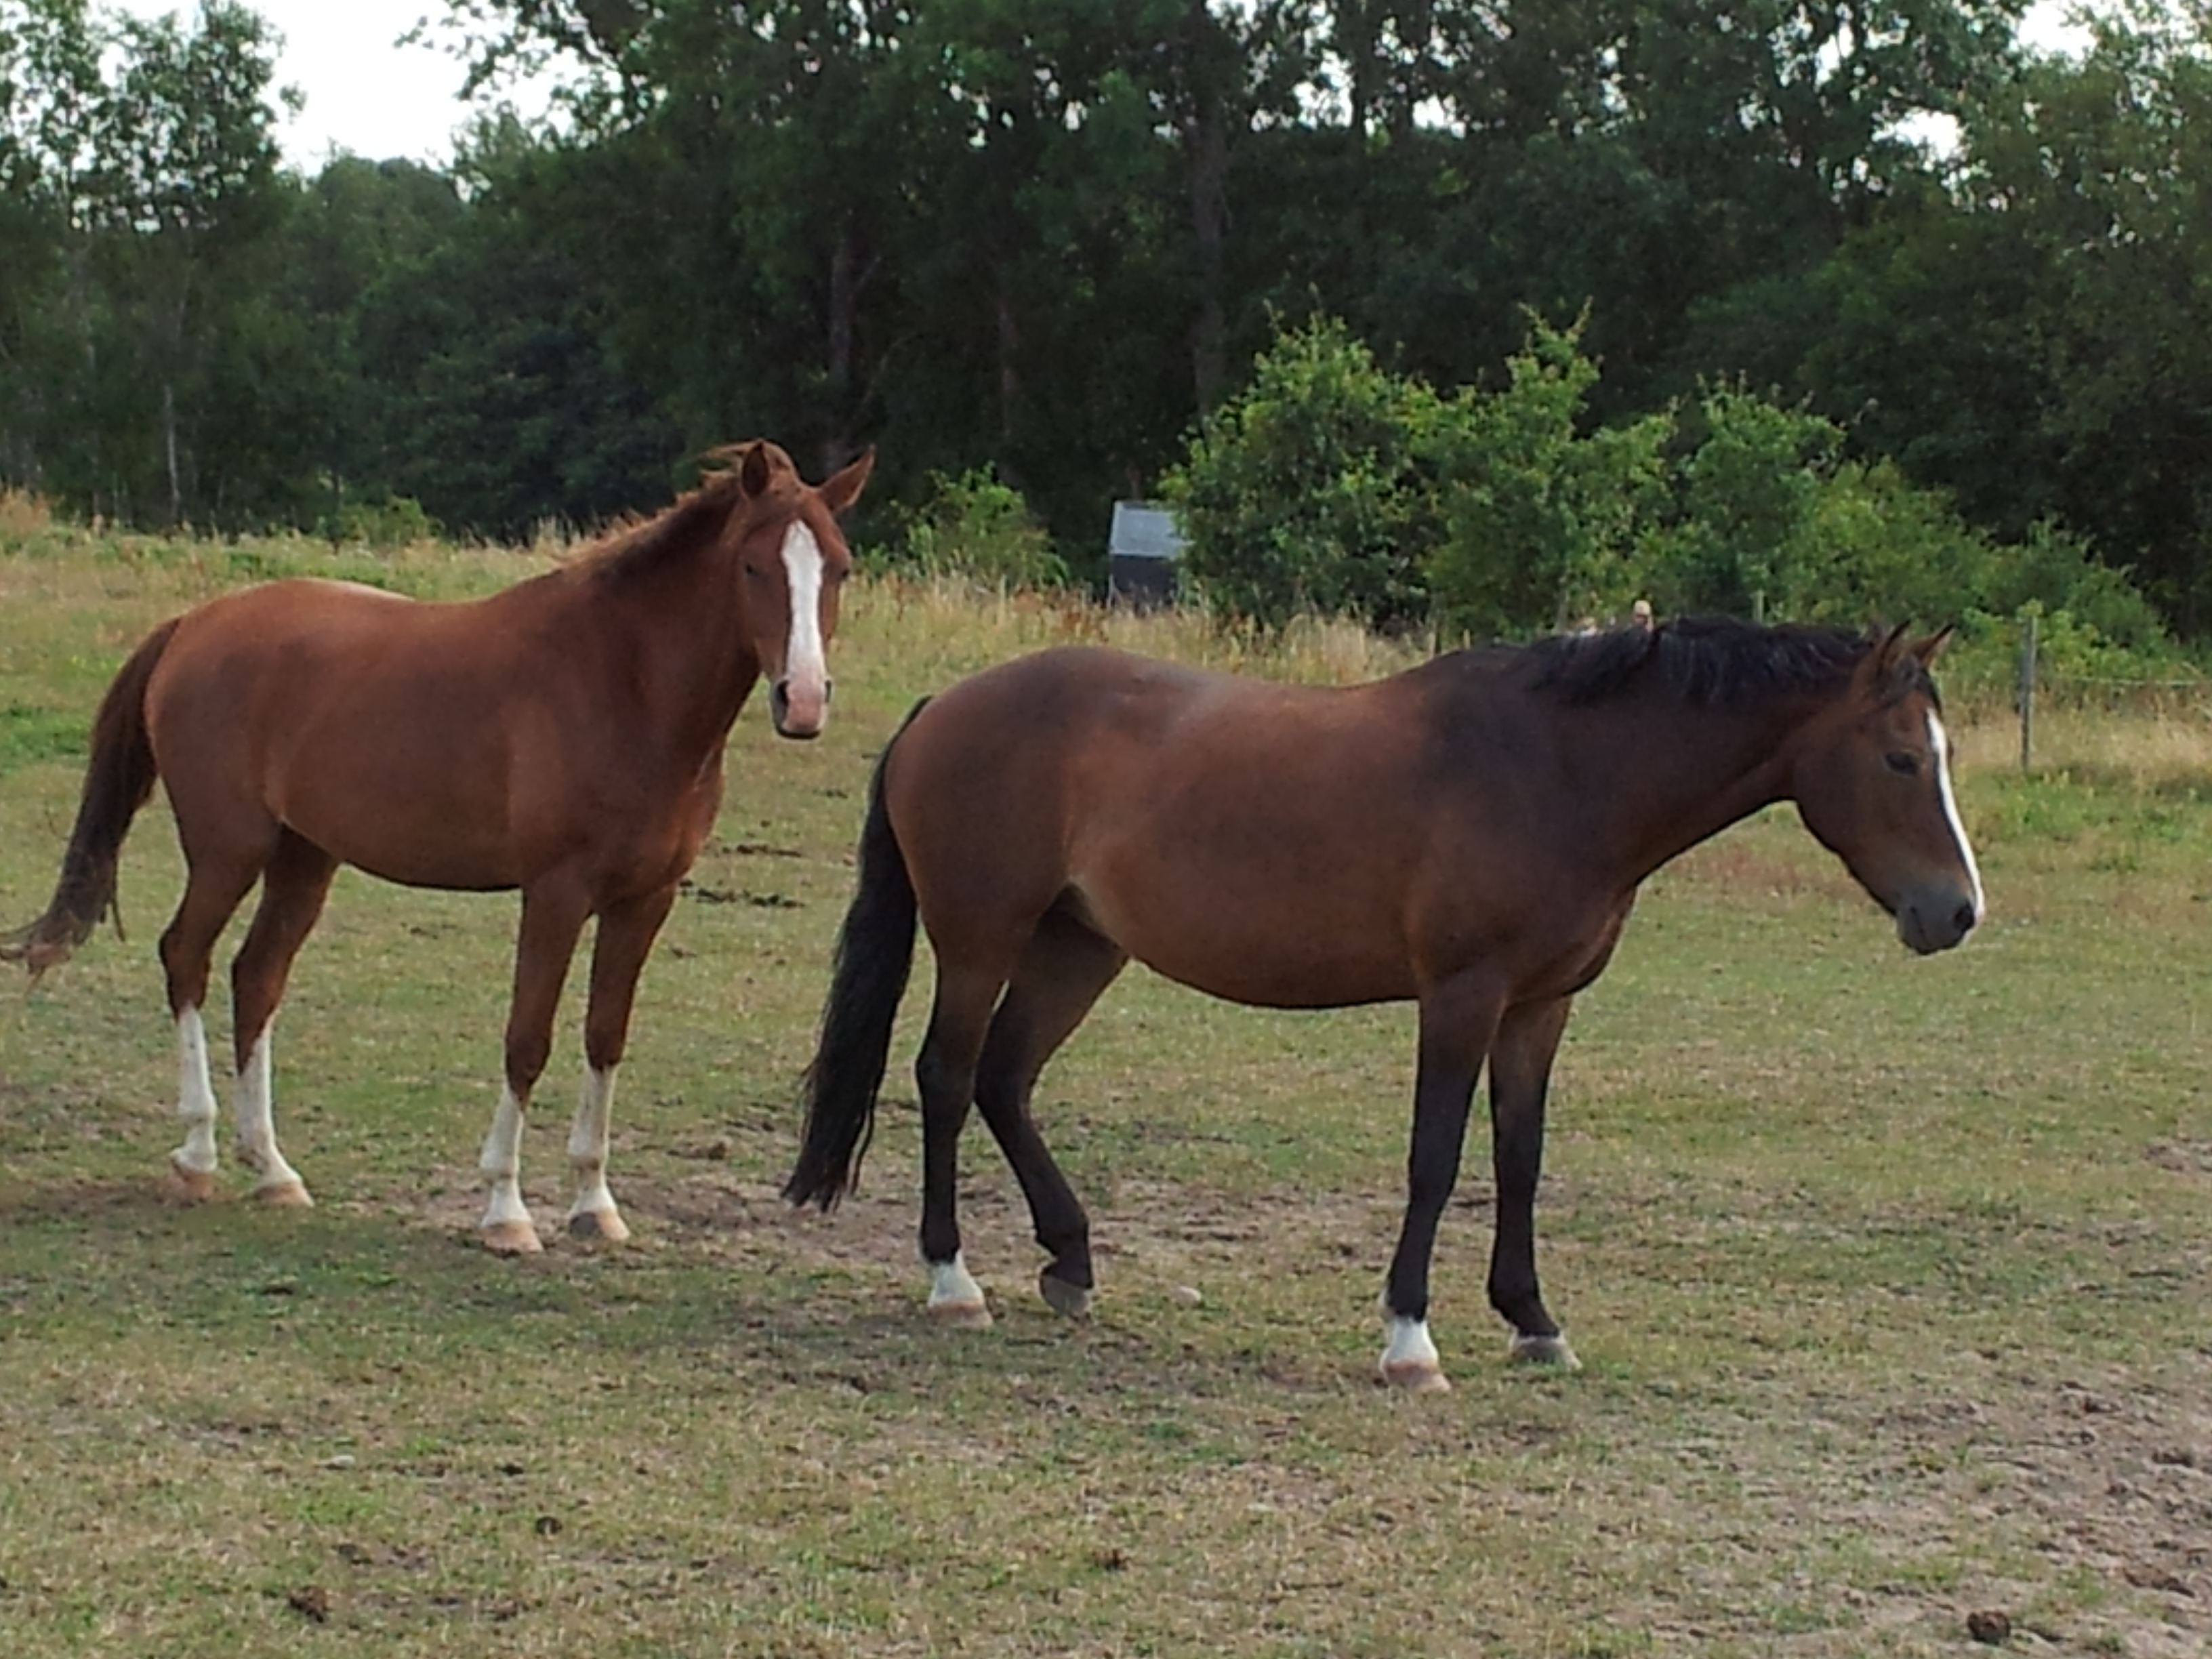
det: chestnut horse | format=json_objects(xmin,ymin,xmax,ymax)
[
  {"xmin": 6, "ymin": 439, "xmax": 871, "ymax": 1252},
  {"xmin": 785, "ymin": 618, "xmax": 1982, "ymax": 1389}
]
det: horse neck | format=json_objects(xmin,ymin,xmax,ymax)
[
  {"xmin": 597, "ymin": 510, "xmax": 765, "ymax": 754},
  {"xmin": 1568, "ymin": 691, "xmax": 1824, "ymax": 884}
]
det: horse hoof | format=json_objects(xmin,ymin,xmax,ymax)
[
  {"xmin": 926, "ymin": 1296, "xmax": 993, "ymax": 1330},
  {"xmin": 167, "ymin": 1157, "xmax": 220, "ymax": 1202},
  {"xmin": 1380, "ymin": 1357, "xmax": 1453, "ymax": 1394},
  {"xmin": 1509, "ymin": 1332, "xmax": 1581, "ymax": 1370},
  {"xmin": 1038, "ymin": 1270, "xmax": 1092, "ymax": 1319},
  {"xmin": 567, "ymin": 1208, "xmax": 630, "ymax": 1246},
  {"xmin": 251, "ymin": 1179, "xmax": 314, "ymax": 1209},
  {"xmin": 480, "ymin": 1219, "xmax": 545, "ymax": 1256}
]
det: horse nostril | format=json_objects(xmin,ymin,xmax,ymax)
[
  {"xmin": 1953, "ymin": 901, "xmax": 1978, "ymax": 937},
  {"xmin": 770, "ymin": 680, "xmax": 790, "ymax": 725}
]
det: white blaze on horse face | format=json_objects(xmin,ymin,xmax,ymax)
[
  {"xmin": 173, "ymin": 1006, "xmax": 220, "ymax": 1177},
  {"xmin": 1928, "ymin": 709, "xmax": 1985, "ymax": 920},
  {"xmin": 777, "ymin": 520, "xmax": 830, "ymax": 733}
]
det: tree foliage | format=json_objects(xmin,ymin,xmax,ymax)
[
  {"xmin": 3, "ymin": 1, "xmax": 2211, "ymax": 647},
  {"xmin": 1170, "ymin": 312, "xmax": 2162, "ymax": 648}
]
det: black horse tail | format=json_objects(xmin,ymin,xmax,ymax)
[
  {"xmin": 2, "ymin": 616, "xmax": 180, "ymax": 980},
  {"xmin": 783, "ymin": 699, "xmax": 931, "ymax": 1212}
]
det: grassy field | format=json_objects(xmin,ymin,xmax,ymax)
[{"xmin": 1, "ymin": 514, "xmax": 2208, "ymax": 1658}]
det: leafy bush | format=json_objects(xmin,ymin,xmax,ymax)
[
  {"xmin": 895, "ymin": 468, "xmax": 1066, "ymax": 590},
  {"xmin": 316, "ymin": 493, "xmax": 441, "ymax": 550},
  {"xmin": 1427, "ymin": 321, "xmax": 1670, "ymax": 637},
  {"xmin": 1166, "ymin": 318, "xmax": 1452, "ymax": 630},
  {"xmin": 1171, "ymin": 314, "xmax": 2177, "ymax": 666},
  {"xmin": 1635, "ymin": 389, "xmax": 1837, "ymax": 617}
]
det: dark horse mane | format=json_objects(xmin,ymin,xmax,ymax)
[{"xmin": 1512, "ymin": 615, "xmax": 1934, "ymax": 709}]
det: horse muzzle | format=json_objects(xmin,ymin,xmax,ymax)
[
  {"xmin": 769, "ymin": 676, "xmax": 831, "ymax": 740},
  {"xmin": 1893, "ymin": 882, "xmax": 1979, "ymax": 955}
]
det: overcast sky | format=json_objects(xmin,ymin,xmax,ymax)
[
  {"xmin": 109, "ymin": 1, "xmax": 559, "ymax": 168},
  {"xmin": 108, "ymin": 1, "xmax": 2099, "ymax": 173}
]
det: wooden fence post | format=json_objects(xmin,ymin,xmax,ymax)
[{"xmin": 2018, "ymin": 611, "xmax": 2039, "ymax": 771}]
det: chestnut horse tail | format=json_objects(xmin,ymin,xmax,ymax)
[
  {"xmin": 783, "ymin": 699, "xmax": 932, "ymax": 1212},
  {"xmin": 1, "ymin": 616, "xmax": 179, "ymax": 979}
]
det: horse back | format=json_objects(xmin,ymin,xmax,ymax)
[{"xmin": 143, "ymin": 575, "xmax": 657, "ymax": 890}]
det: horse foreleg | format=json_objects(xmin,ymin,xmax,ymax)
[
  {"xmin": 914, "ymin": 965, "xmax": 1005, "ymax": 1328},
  {"xmin": 566, "ymin": 886, "xmax": 680, "ymax": 1245},
  {"xmin": 1486, "ymin": 996, "xmax": 1579, "ymax": 1370},
  {"xmin": 1380, "ymin": 977, "xmax": 1506, "ymax": 1392},
  {"xmin": 480, "ymin": 880, "xmax": 590, "ymax": 1254}
]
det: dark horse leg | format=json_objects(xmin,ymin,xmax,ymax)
[
  {"xmin": 564, "ymin": 883, "xmax": 680, "ymax": 1245},
  {"xmin": 478, "ymin": 876, "xmax": 592, "ymax": 1254},
  {"xmin": 915, "ymin": 912, "xmax": 1128, "ymax": 1326},
  {"xmin": 224, "ymin": 827, "xmax": 341, "ymax": 1205},
  {"xmin": 971, "ymin": 911, "xmax": 1128, "ymax": 1317},
  {"xmin": 1486, "ymin": 996, "xmax": 1579, "ymax": 1368},
  {"xmin": 1380, "ymin": 975, "xmax": 1506, "ymax": 1391},
  {"xmin": 914, "ymin": 961, "xmax": 1007, "ymax": 1325}
]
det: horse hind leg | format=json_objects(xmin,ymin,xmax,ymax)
[
  {"xmin": 564, "ymin": 886, "xmax": 680, "ymax": 1246},
  {"xmin": 158, "ymin": 846, "xmax": 267, "ymax": 1199},
  {"xmin": 914, "ymin": 960, "xmax": 1017, "ymax": 1328},
  {"xmin": 972, "ymin": 911, "xmax": 1126, "ymax": 1319},
  {"xmin": 225, "ymin": 829, "xmax": 340, "ymax": 1207}
]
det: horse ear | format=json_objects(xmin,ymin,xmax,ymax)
[
  {"xmin": 819, "ymin": 446, "xmax": 875, "ymax": 516},
  {"xmin": 739, "ymin": 441, "xmax": 775, "ymax": 497},
  {"xmin": 1856, "ymin": 621, "xmax": 1908, "ymax": 685},
  {"xmin": 1910, "ymin": 625, "xmax": 1957, "ymax": 666}
]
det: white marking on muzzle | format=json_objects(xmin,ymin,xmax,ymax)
[
  {"xmin": 1928, "ymin": 710, "xmax": 1985, "ymax": 921},
  {"xmin": 778, "ymin": 520, "xmax": 827, "ymax": 729}
]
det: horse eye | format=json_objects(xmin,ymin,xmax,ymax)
[{"xmin": 1884, "ymin": 750, "xmax": 1921, "ymax": 777}]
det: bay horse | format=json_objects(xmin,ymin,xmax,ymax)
[
  {"xmin": 784, "ymin": 618, "xmax": 1982, "ymax": 1389},
  {"xmin": 5, "ymin": 438, "xmax": 872, "ymax": 1253}
]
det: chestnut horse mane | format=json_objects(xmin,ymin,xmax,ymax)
[
  {"xmin": 564, "ymin": 441, "xmax": 795, "ymax": 584},
  {"xmin": 1513, "ymin": 615, "xmax": 1936, "ymax": 710}
]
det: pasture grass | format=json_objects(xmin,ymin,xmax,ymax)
[{"xmin": 1, "ymin": 520, "xmax": 2209, "ymax": 1656}]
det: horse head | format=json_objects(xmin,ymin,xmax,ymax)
[
  {"xmin": 715, "ymin": 440, "xmax": 874, "ymax": 739},
  {"xmin": 1788, "ymin": 626, "xmax": 1984, "ymax": 954}
]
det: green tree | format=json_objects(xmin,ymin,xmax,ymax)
[
  {"xmin": 0, "ymin": 0, "xmax": 293, "ymax": 526},
  {"xmin": 1427, "ymin": 319, "xmax": 1670, "ymax": 637},
  {"xmin": 1799, "ymin": 10, "xmax": 2212, "ymax": 635},
  {"xmin": 1166, "ymin": 315, "xmax": 1456, "ymax": 629}
]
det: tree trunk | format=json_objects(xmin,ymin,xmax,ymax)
[
  {"xmin": 823, "ymin": 222, "xmax": 857, "ymax": 476},
  {"xmin": 163, "ymin": 381, "xmax": 181, "ymax": 528},
  {"xmin": 1185, "ymin": 91, "xmax": 1230, "ymax": 413},
  {"xmin": 996, "ymin": 264, "xmax": 1020, "ymax": 447}
]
